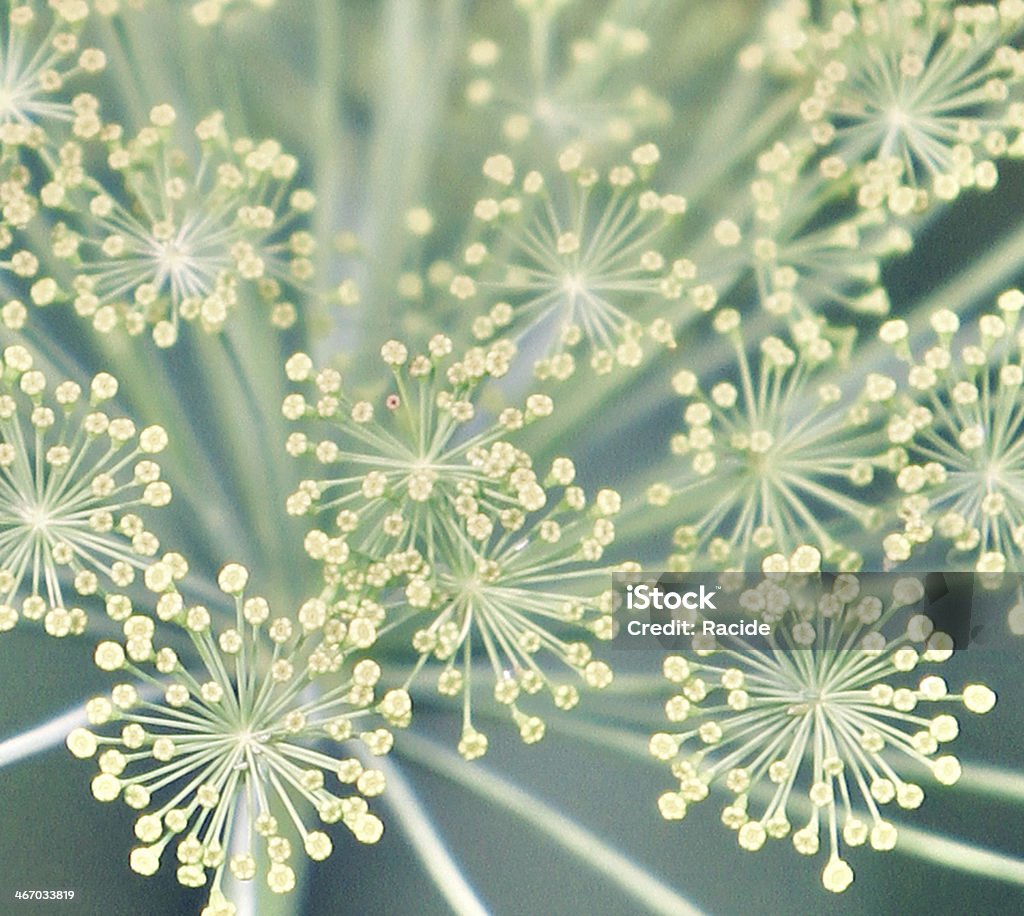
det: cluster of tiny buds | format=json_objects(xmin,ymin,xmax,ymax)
[
  {"xmin": 450, "ymin": 143, "xmax": 684, "ymax": 378},
  {"xmin": 744, "ymin": 140, "xmax": 913, "ymax": 319},
  {"xmin": 281, "ymin": 337, "xmax": 556, "ymax": 531},
  {"xmin": 651, "ymin": 573, "xmax": 998, "ymax": 892},
  {"xmin": 282, "ymin": 335, "xmax": 518, "ymax": 421},
  {"xmin": 280, "ymin": 337, "xmax": 622, "ymax": 755},
  {"xmin": 11, "ymin": 98, "xmax": 314, "ymax": 344},
  {"xmin": 879, "ymin": 297, "xmax": 1024, "ymax": 569},
  {"xmin": 799, "ymin": 2, "xmax": 1023, "ymax": 212},
  {"xmin": 74, "ymin": 561, "xmax": 393, "ymax": 909},
  {"xmin": 656, "ymin": 311, "xmax": 885, "ymax": 571},
  {"xmin": 0, "ymin": 346, "xmax": 169, "ymax": 633}
]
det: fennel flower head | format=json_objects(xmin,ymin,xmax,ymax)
[
  {"xmin": 284, "ymin": 336, "xmax": 619, "ymax": 758},
  {"xmin": 68, "ymin": 561, "xmax": 395, "ymax": 914},
  {"xmin": 653, "ymin": 309, "xmax": 892, "ymax": 573},
  {"xmin": 651, "ymin": 571, "xmax": 997, "ymax": 893},
  {"xmin": 13, "ymin": 104, "xmax": 314, "ymax": 345},
  {"xmin": 0, "ymin": 343, "xmax": 169, "ymax": 634},
  {"xmin": 881, "ymin": 298, "xmax": 1024, "ymax": 579},
  {"xmin": 455, "ymin": 145, "xmax": 684, "ymax": 379}
]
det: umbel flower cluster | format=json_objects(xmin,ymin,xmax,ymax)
[
  {"xmin": 9, "ymin": 102, "xmax": 313, "ymax": 345},
  {"xmin": 880, "ymin": 299, "xmax": 1024, "ymax": 576},
  {"xmin": 650, "ymin": 572, "xmax": 997, "ymax": 892},
  {"xmin": 67, "ymin": 561, "xmax": 392, "ymax": 912},
  {"xmin": 0, "ymin": 0, "xmax": 1020, "ymax": 913},
  {"xmin": 283, "ymin": 336, "xmax": 619, "ymax": 758},
  {"xmin": 0, "ymin": 343, "xmax": 169, "ymax": 634}
]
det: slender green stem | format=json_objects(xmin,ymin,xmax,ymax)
[
  {"xmin": 369, "ymin": 749, "xmax": 490, "ymax": 916},
  {"xmin": 398, "ymin": 731, "xmax": 707, "ymax": 916},
  {"xmin": 958, "ymin": 762, "xmax": 1024, "ymax": 803},
  {"xmin": 0, "ymin": 702, "xmax": 87, "ymax": 770}
]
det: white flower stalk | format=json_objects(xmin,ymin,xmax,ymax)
[
  {"xmin": 650, "ymin": 572, "xmax": 997, "ymax": 893},
  {"xmin": 463, "ymin": 8, "xmax": 669, "ymax": 149},
  {"xmin": 654, "ymin": 310, "xmax": 891, "ymax": 572},
  {"xmin": 455, "ymin": 144, "xmax": 684, "ymax": 378},
  {"xmin": 283, "ymin": 335, "xmax": 558, "ymax": 559},
  {"xmin": 67, "ymin": 561, "xmax": 392, "ymax": 914},
  {"xmin": 880, "ymin": 298, "xmax": 1024, "ymax": 578},
  {"xmin": 795, "ymin": 0, "xmax": 1024, "ymax": 211},
  {"xmin": 0, "ymin": 343, "xmax": 168, "ymax": 634},
  {"xmin": 17, "ymin": 105, "xmax": 314, "ymax": 345}
]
